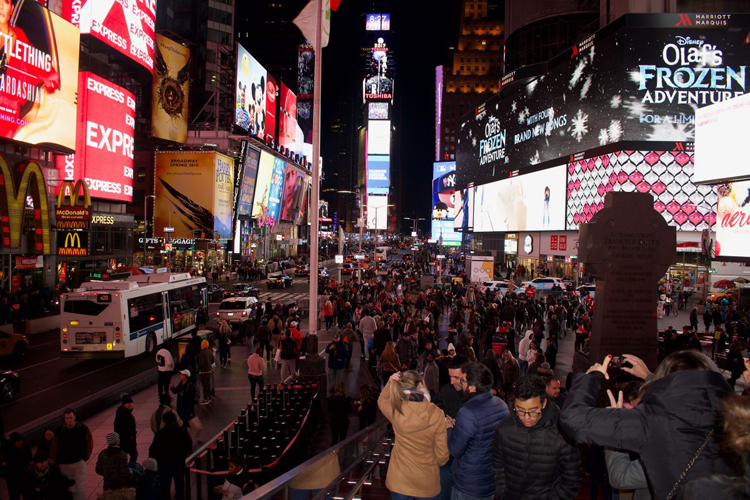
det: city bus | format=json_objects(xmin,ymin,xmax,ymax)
[
  {"xmin": 60, "ymin": 272, "xmax": 208, "ymax": 358},
  {"xmin": 374, "ymin": 246, "xmax": 391, "ymax": 262}
]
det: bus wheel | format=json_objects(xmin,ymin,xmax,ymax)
[{"xmin": 145, "ymin": 333, "xmax": 157, "ymax": 354}]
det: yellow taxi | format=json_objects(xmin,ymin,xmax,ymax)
[
  {"xmin": 707, "ymin": 289, "xmax": 737, "ymax": 303},
  {"xmin": 0, "ymin": 331, "xmax": 29, "ymax": 360}
]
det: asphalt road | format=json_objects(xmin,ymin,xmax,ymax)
[{"xmin": 0, "ymin": 266, "xmax": 345, "ymax": 433}]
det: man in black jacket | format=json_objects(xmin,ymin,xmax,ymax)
[
  {"xmin": 149, "ymin": 411, "xmax": 192, "ymax": 500},
  {"xmin": 492, "ymin": 375, "xmax": 581, "ymax": 499}
]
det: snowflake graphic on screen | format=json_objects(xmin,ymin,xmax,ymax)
[
  {"xmin": 569, "ymin": 109, "xmax": 589, "ymax": 142},
  {"xmin": 530, "ymin": 150, "xmax": 540, "ymax": 165},
  {"xmin": 608, "ymin": 120, "xmax": 623, "ymax": 142},
  {"xmin": 568, "ymin": 109, "xmax": 589, "ymax": 142},
  {"xmin": 569, "ymin": 60, "xmax": 587, "ymax": 89},
  {"xmin": 472, "ymin": 136, "xmax": 477, "ymax": 147},
  {"xmin": 624, "ymin": 97, "xmax": 651, "ymax": 119},
  {"xmin": 647, "ymin": 120, "xmax": 692, "ymax": 141},
  {"xmin": 610, "ymin": 95, "xmax": 622, "ymax": 108},
  {"xmin": 589, "ymin": 45, "xmax": 595, "ymax": 63},
  {"xmin": 518, "ymin": 107, "xmax": 529, "ymax": 124},
  {"xmin": 526, "ymin": 79, "xmax": 539, "ymax": 95},
  {"xmin": 580, "ymin": 76, "xmax": 592, "ymax": 99},
  {"xmin": 511, "ymin": 101, "xmax": 517, "ymax": 113},
  {"xmin": 598, "ymin": 129, "xmax": 609, "ymax": 145},
  {"xmin": 629, "ymin": 70, "xmax": 646, "ymax": 88}
]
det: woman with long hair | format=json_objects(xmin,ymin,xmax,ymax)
[
  {"xmin": 561, "ymin": 350, "xmax": 734, "ymax": 499},
  {"xmin": 378, "ymin": 371, "xmax": 449, "ymax": 500},
  {"xmin": 683, "ymin": 391, "xmax": 750, "ymax": 499},
  {"xmin": 379, "ymin": 341, "xmax": 401, "ymax": 387}
]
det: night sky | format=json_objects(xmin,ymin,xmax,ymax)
[{"xmin": 320, "ymin": 0, "xmax": 458, "ymax": 228}]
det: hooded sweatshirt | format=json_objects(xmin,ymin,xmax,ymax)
[
  {"xmin": 378, "ymin": 381, "xmax": 449, "ymax": 498},
  {"xmin": 518, "ymin": 331, "xmax": 534, "ymax": 362}
]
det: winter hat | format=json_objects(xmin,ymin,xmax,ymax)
[
  {"xmin": 106, "ymin": 432, "xmax": 120, "ymax": 446},
  {"xmin": 179, "ymin": 369, "xmax": 191, "ymax": 378},
  {"xmin": 142, "ymin": 458, "xmax": 158, "ymax": 471},
  {"xmin": 201, "ymin": 339, "xmax": 209, "ymax": 350},
  {"xmin": 121, "ymin": 393, "xmax": 133, "ymax": 405}
]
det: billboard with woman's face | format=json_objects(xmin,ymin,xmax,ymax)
[{"xmin": 1, "ymin": 0, "xmax": 80, "ymax": 152}]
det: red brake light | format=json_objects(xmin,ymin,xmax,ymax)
[
  {"xmin": 149, "ymin": 316, "xmax": 156, "ymax": 321},
  {"xmin": 242, "ymin": 311, "xmax": 247, "ymax": 317}
]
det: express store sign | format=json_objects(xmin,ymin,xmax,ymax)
[
  {"xmin": 55, "ymin": 72, "xmax": 136, "ymax": 202},
  {"xmin": 63, "ymin": 0, "xmax": 156, "ymax": 72}
]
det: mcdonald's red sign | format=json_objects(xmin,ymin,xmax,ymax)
[{"xmin": 0, "ymin": 156, "xmax": 51, "ymax": 255}]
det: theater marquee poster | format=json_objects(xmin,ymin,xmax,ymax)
[{"xmin": 0, "ymin": 2, "xmax": 80, "ymax": 152}]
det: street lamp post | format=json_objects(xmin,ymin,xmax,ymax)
[
  {"xmin": 143, "ymin": 194, "xmax": 156, "ymax": 266},
  {"xmin": 404, "ymin": 217, "xmax": 425, "ymax": 237}
]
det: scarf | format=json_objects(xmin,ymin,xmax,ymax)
[{"xmin": 403, "ymin": 389, "xmax": 428, "ymax": 403}]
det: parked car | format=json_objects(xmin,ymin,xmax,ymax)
[
  {"xmin": 0, "ymin": 371, "xmax": 20, "ymax": 401},
  {"xmin": 295, "ymin": 265, "xmax": 310, "ymax": 277},
  {"xmin": 267, "ymin": 273, "xmax": 293, "ymax": 289},
  {"xmin": 319, "ymin": 268, "xmax": 330, "ymax": 279},
  {"xmin": 216, "ymin": 297, "xmax": 259, "ymax": 326},
  {"xmin": 223, "ymin": 283, "xmax": 260, "ymax": 299},
  {"xmin": 207, "ymin": 283, "xmax": 225, "ymax": 302},
  {"xmin": 481, "ymin": 280, "xmax": 518, "ymax": 296},
  {"xmin": 576, "ymin": 285, "xmax": 596, "ymax": 299},
  {"xmin": 530, "ymin": 277, "xmax": 565, "ymax": 290},
  {"xmin": 0, "ymin": 331, "xmax": 29, "ymax": 360}
]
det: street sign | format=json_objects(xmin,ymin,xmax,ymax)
[
  {"xmin": 276, "ymin": 235, "xmax": 283, "ymax": 241},
  {"xmin": 355, "ymin": 254, "xmax": 365, "ymax": 260},
  {"xmin": 436, "ymin": 255, "xmax": 445, "ymax": 260},
  {"xmin": 411, "ymin": 231, "xmax": 417, "ymax": 237},
  {"xmin": 335, "ymin": 254, "xmax": 344, "ymax": 264},
  {"xmin": 164, "ymin": 227, "xmax": 175, "ymax": 233},
  {"xmin": 164, "ymin": 243, "xmax": 173, "ymax": 251}
]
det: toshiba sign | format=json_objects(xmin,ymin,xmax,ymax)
[
  {"xmin": 55, "ymin": 72, "xmax": 135, "ymax": 202},
  {"xmin": 63, "ymin": 0, "xmax": 156, "ymax": 72}
]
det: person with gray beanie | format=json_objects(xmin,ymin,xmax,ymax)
[{"xmin": 95, "ymin": 432, "xmax": 129, "ymax": 491}]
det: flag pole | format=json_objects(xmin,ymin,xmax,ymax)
[{"xmin": 308, "ymin": 0, "xmax": 323, "ymax": 338}]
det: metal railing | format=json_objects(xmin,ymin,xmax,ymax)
[
  {"xmin": 243, "ymin": 417, "xmax": 391, "ymax": 499},
  {"xmin": 184, "ymin": 383, "xmax": 321, "ymax": 499}
]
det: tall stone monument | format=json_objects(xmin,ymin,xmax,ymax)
[{"xmin": 578, "ymin": 192, "xmax": 676, "ymax": 369}]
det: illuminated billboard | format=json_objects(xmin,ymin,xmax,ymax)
[
  {"xmin": 367, "ymin": 155, "xmax": 390, "ymax": 195},
  {"xmin": 0, "ymin": 2, "xmax": 80, "ymax": 152},
  {"xmin": 266, "ymin": 74, "xmax": 277, "ymax": 143},
  {"xmin": 367, "ymin": 120, "xmax": 390, "ymax": 155},
  {"xmin": 566, "ymin": 149, "xmax": 715, "ymax": 231},
  {"xmin": 364, "ymin": 37, "xmax": 393, "ymax": 101},
  {"xmin": 297, "ymin": 44, "xmax": 313, "ymax": 120},
  {"xmin": 280, "ymin": 165, "xmax": 301, "ymax": 221},
  {"xmin": 716, "ymin": 181, "xmax": 750, "ymax": 260},
  {"xmin": 152, "ymin": 34, "xmax": 189, "ymax": 144},
  {"xmin": 63, "ymin": 0, "xmax": 156, "ymax": 72},
  {"xmin": 367, "ymin": 195, "xmax": 388, "ymax": 230},
  {"xmin": 474, "ymin": 165, "xmax": 567, "ymax": 233},
  {"xmin": 237, "ymin": 147, "xmax": 260, "ymax": 216},
  {"xmin": 431, "ymin": 162, "xmax": 461, "ymax": 244},
  {"xmin": 235, "ymin": 44, "xmax": 267, "ymax": 137},
  {"xmin": 55, "ymin": 72, "xmax": 135, "ymax": 202},
  {"xmin": 368, "ymin": 103, "xmax": 388, "ymax": 120},
  {"xmin": 154, "ymin": 152, "xmax": 235, "ymax": 238},
  {"xmin": 365, "ymin": 13, "xmax": 390, "ymax": 31},
  {"xmin": 279, "ymin": 83, "xmax": 298, "ymax": 149},
  {"xmin": 252, "ymin": 151, "xmax": 286, "ymax": 224},
  {"xmin": 457, "ymin": 16, "xmax": 750, "ymax": 188},
  {"xmin": 695, "ymin": 92, "xmax": 750, "ymax": 185}
]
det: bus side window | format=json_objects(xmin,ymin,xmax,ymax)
[{"xmin": 128, "ymin": 293, "xmax": 164, "ymax": 333}]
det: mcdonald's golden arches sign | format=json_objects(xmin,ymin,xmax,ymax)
[
  {"xmin": 56, "ymin": 180, "xmax": 92, "ymax": 230},
  {"xmin": 0, "ymin": 156, "xmax": 51, "ymax": 255}
]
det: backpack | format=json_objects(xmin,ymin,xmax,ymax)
[{"xmin": 280, "ymin": 337, "xmax": 297, "ymax": 359}]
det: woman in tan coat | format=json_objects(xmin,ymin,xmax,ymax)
[{"xmin": 378, "ymin": 371, "xmax": 449, "ymax": 499}]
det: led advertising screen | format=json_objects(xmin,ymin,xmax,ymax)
[
  {"xmin": 367, "ymin": 155, "xmax": 390, "ymax": 195},
  {"xmin": 365, "ymin": 13, "xmax": 390, "ymax": 31},
  {"xmin": 297, "ymin": 44, "xmax": 313, "ymax": 120},
  {"xmin": 252, "ymin": 151, "xmax": 286, "ymax": 223},
  {"xmin": 63, "ymin": 0, "xmax": 156, "ymax": 72},
  {"xmin": 367, "ymin": 120, "xmax": 390, "ymax": 155},
  {"xmin": 716, "ymin": 181, "xmax": 750, "ymax": 260},
  {"xmin": 364, "ymin": 38, "xmax": 393, "ymax": 101},
  {"xmin": 55, "ymin": 72, "xmax": 135, "ymax": 202},
  {"xmin": 367, "ymin": 195, "xmax": 388, "ymax": 230},
  {"xmin": 695, "ymin": 92, "xmax": 750, "ymax": 185},
  {"xmin": 0, "ymin": 2, "xmax": 80, "ymax": 152},
  {"xmin": 368, "ymin": 102, "xmax": 388, "ymax": 120},
  {"xmin": 237, "ymin": 147, "xmax": 260, "ymax": 216},
  {"xmin": 474, "ymin": 165, "xmax": 567, "ymax": 232},
  {"xmin": 566, "ymin": 149, "xmax": 715, "ymax": 231},
  {"xmin": 280, "ymin": 165, "xmax": 299, "ymax": 221},
  {"xmin": 457, "ymin": 16, "xmax": 750, "ymax": 188},
  {"xmin": 266, "ymin": 74, "xmax": 277, "ymax": 143},
  {"xmin": 431, "ymin": 162, "xmax": 461, "ymax": 244},
  {"xmin": 235, "ymin": 44, "xmax": 267, "ymax": 137},
  {"xmin": 154, "ymin": 152, "xmax": 235, "ymax": 239},
  {"xmin": 279, "ymin": 83, "xmax": 298, "ymax": 149},
  {"xmin": 295, "ymin": 176, "xmax": 310, "ymax": 226},
  {"xmin": 152, "ymin": 34, "xmax": 189, "ymax": 143}
]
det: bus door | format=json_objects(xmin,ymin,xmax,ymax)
[{"xmin": 162, "ymin": 291, "xmax": 173, "ymax": 342}]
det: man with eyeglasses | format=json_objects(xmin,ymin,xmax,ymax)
[{"xmin": 492, "ymin": 375, "xmax": 581, "ymax": 499}]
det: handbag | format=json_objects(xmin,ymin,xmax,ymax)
[
  {"xmin": 188, "ymin": 416, "xmax": 204, "ymax": 436},
  {"xmin": 666, "ymin": 429, "xmax": 714, "ymax": 500}
]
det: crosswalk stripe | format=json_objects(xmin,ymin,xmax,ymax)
[{"xmin": 257, "ymin": 292, "xmax": 310, "ymax": 303}]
